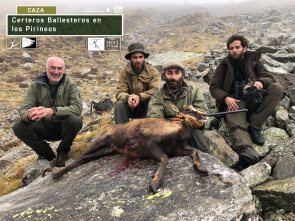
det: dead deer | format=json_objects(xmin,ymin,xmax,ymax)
[{"xmin": 52, "ymin": 91, "xmax": 208, "ymax": 193}]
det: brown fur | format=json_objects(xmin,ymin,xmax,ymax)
[{"xmin": 52, "ymin": 103, "xmax": 208, "ymax": 193}]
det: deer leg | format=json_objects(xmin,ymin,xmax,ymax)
[
  {"xmin": 149, "ymin": 149, "xmax": 169, "ymax": 193},
  {"xmin": 191, "ymin": 149, "xmax": 208, "ymax": 173},
  {"xmin": 52, "ymin": 146, "xmax": 115, "ymax": 179},
  {"xmin": 171, "ymin": 148, "xmax": 208, "ymax": 174}
]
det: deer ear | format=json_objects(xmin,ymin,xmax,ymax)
[{"xmin": 169, "ymin": 102, "xmax": 180, "ymax": 113}]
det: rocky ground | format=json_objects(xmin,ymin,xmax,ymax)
[{"xmin": 1, "ymin": 0, "xmax": 295, "ymax": 220}]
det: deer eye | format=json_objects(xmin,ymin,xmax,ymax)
[{"xmin": 185, "ymin": 108, "xmax": 190, "ymax": 111}]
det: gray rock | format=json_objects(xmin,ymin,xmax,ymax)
[
  {"xmin": 287, "ymin": 34, "xmax": 295, "ymax": 44},
  {"xmin": 275, "ymin": 108, "xmax": 290, "ymax": 129},
  {"xmin": 0, "ymin": 147, "xmax": 34, "ymax": 174},
  {"xmin": 252, "ymin": 177, "xmax": 295, "ymax": 213},
  {"xmin": 21, "ymin": 52, "xmax": 32, "ymax": 62},
  {"xmin": 203, "ymin": 130, "xmax": 239, "ymax": 167},
  {"xmin": 240, "ymin": 162, "xmax": 272, "ymax": 188},
  {"xmin": 286, "ymin": 121, "xmax": 295, "ymax": 137},
  {"xmin": 272, "ymin": 153, "xmax": 295, "ymax": 180},
  {"xmin": 265, "ymin": 115, "xmax": 277, "ymax": 128},
  {"xmin": 261, "ymin": 137, "xmax": 295, "ymax": 167},
  {"xmin": 257, "ymin": 46, "xmax": 278, "ymax": 54},
  {"xmin": 268, "ymin": 53, "xmax": 295, "ymax": 63},
  {"xmin": 0, "ymin": 153, "xmax": 259, "ymax": 220},
  {"xmin": 79, "ymin": 67, "xmax": 91, "ymax": 75},
  {"xmin": 254, "ymin": 127, "xmax": 289, "ymax": 157},
  {"xmin": 22, "ymin": 160, "xmax": 52, "ymax": 187},
  {"xmin": 261, "ymin": 54, "xmax": 283, "ymax": 67},
  {"xmin": 278, "ymin": 95, "xmax": 291, "ymax": 110},
  {"xmin": 264, "ymin": 64, "xmax": 288, "ymax": 74}
]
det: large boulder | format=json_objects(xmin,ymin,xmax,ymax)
[{"xmin": 0, "ymin": 153, "xmax": 259, "ymax": 220}]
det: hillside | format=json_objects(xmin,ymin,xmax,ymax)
[{"xmin": 1, "ymin": 0, "xmax": 295, "ymax": 220}]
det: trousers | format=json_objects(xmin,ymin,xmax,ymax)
[
  {"xmin": 187, "ymin": 128, "xmax": 208, "ymax": 153},
  {"xmin": 114, "ymin": 99, "xmax": 150, "ymax": 124},
  {"xmin": 13, "ymin": 115, "xmax": 83, "ymax": 161},
  {"xmin": 226, "ymin": 82, "xmax": 284, "ymax": 150}
]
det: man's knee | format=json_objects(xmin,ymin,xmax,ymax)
[
  {"xmin": 267, "ymin": 83, "xmax": 284, "ymax": 98},
  {"xmin": 115, "ymin": 101, "xmax": 128, "ymax": 112},
  {"xmin": 63, "ymin": 115, "xmax": 83, "ymax": 132},
  {"xmin": 12, "ymin": 120, "xmax": 27, "ymax": 137}
]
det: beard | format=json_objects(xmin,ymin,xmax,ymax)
[
  {"xmin": 131, "ymin": 61, "xmax": 144, "ymax": 73},
  {"xmin": 231, "ymin": 50, "xmax": 245, "ymax": 61},
  {"xmin": 166, "ymin": 78, "xmax": 183, "ymax": 91}
]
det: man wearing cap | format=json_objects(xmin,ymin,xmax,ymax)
[
  {"xmin": 147, "ymin": 61, "xmax": 209, "ymax": 152},
  {"xmin": 115, "ymin": 42, "xmax": 160, "ymax": 124}
]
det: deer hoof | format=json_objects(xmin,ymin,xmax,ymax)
[
  {"xmin": 51, "ymin": 172, "xmax": 60, "ymax": 179},
  {"xmin": 149, "ymin": 183, "xmax": 158, "ymax": 193},
  {"xmin": 194, "ymin": 164, "xmax": 208, "ymax": 174}
]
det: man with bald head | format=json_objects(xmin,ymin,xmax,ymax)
[{"xmin": 13, "ymin": 57, "xmax": 83, "ymax": 167}]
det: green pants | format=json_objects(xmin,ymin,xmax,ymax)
[
  {"xmin": 114, "ymin": 99, "xmax": 150, "ymax": 124},
  {"xmin": 226, "ymin": 83, "xmax": 284, "ymax": 152}
]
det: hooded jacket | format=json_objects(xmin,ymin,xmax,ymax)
[
  {"xmin": 209, "ymin": 51, "xmax": 276, "ymax": 110},
  {"xmin": 116, "ymin": 62, "xmax": 160, "ymax": 102},
  {"xmin": 19, "ymin": 72, "xmax": 83, "ymax": 128},
  {"xmin": 147, "ymin": 81, "xmax": 210, "ymax": 128}
]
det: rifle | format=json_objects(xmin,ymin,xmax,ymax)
[{"xmin": 204, "ymin": 109, "xmax": 248, "ymax": 117}]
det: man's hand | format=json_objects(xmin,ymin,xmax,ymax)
[
  {"xmin": 225, "ymin": 97, "xmax": 240, "ymax": 111},
  {"xmin": 254, "ymin": 81, "xmax": 263, "ymax": 90},
  {"xmin": 128, "ymin": 94, "xmax": 140, "ymax": 108},
  {"xmin": 27, "ymin": 106, "xmax": 55, "ymax": 121}
]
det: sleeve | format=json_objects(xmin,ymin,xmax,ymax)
[
  {"xmin": 139, "ymin": 68, "xmax": 160, "ymax": 101},
  {"xmin": 116, "ymin": 68, "xmax": 130, "ymax": 102},
  {"xmin": 54, "ymin": 82, "xmax": 83, "ymax": 117},
  {"xmin": 147, "ymin": 91, "xmax": 165, "ymax": 118},
  {"xmin": 209, "ymin": 63, "xmax": 229, "ymax": 103},
  {"xmin": 18, "ymin": 84, "xmax": 38, "ymax": 122}
]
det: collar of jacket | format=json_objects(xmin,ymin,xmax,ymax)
[
  {"xmin": 163, "ymin": 81, "xmax": 188, "ymax": 101},
  {"xmin": 222, "ymin": 50, "xmax": 261, "ymax": 66},
  {"xmin": 34, "ymin": 72, "xmax": 66, "ymax": 86}
]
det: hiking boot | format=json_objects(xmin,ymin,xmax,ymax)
[
  {"xmin": 90, "ymin": 98, "xmax": 113, "ymax": 114},
  {"xmin": 55, "ymin": 154, "xmax": 69, "ymax": 167},
  {"xmin": 239, "ymin": 152, "xmax": 259, "ymax": 168},
  {"xmin": 248, "ymin": 126, "xmax": 265, "ymax": 146}
]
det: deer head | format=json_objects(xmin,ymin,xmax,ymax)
[{"xmin": 169, "ymin": 88, "xmax": 207, "ymax": 128}]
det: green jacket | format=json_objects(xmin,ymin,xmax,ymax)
[
  {"xmin": 147, "ymin": 82, "xmax": 210, "ymax": 128},
  {"xmin": 209, "ymin": 51, "xmax": 276, "ymax": 110},
  {"xmin": 19, "ymin": 72, "xmax": 83, "ymax": 128},
  {"xmin": 116, "ymin": 62, "xmax": 160, "ymax": 102}
]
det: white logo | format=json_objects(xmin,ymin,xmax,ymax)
[
  {"xmin": 88, "ymin": 38, "xmax": 105, "ymax": 51},
  {"xmin": 6, "ymin": 38, "xmax": 21, "ymax": 49},
  {"xmin": 22, "ymin": 37, "xmax": 37, "ymax": 49}
]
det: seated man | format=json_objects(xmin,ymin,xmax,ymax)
[
  {"xmin": 147, "ymin": 61, "xmax": 209, "ymax": 152},
  {"xmin": 115, "ymin": 42, "xmax": 160, "ymax": 124},
  {"xmin": 209, "ymin": 34, "xmax": 284, "ymax": 168},
  {"xmin": 13, "ymin": 57, "xmax": 83, "ymax": 167}
]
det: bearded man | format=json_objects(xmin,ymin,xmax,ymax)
[
  {"xmin": 209, "ymin": 34, "xmax": 284, "ymax": 168},
  {"xmin": 147, "ymin": 61, "xmax": 210, "ymax": 152},
  {"xmin": 115, "ymin": 42, "xmax": 160, "ymax": 124}
]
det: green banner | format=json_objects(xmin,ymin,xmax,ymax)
[
  {"xmin": 7, "ymin": 15, "xmax": 123, "ymax": 36},
  {"xmin": 17, "ymin": 6, "xmax": 56, "ymax": 14}
]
